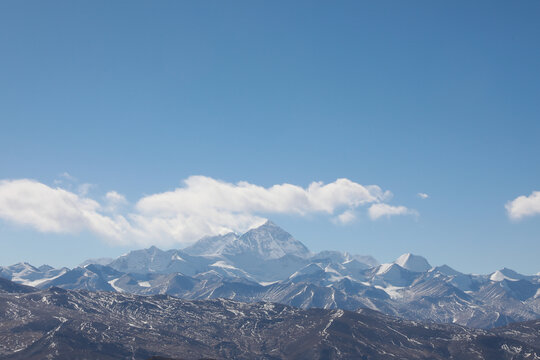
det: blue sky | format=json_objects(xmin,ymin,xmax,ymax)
[{"xmin": 1, "ymin": 1, "xmax": 539, "ymax": 274}]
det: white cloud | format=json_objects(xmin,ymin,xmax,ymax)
[
  {"xmin": 136, "ymin": 176, "xmax": 390, "ymax": 216},
  {"xmin": 59, "ymin": 172, "xmax": 76, "ymax": 181},
  {"xmin": 368, "ymin": 203, "xmax": 417, "ymax": 220},
  {"xmin": 53, "ymin": 172, "xmax": 77, "ymax": 186},
  {"xmin": 0, "ymin": 176, "xmax": 416, "ymax": 246},
  {"xmin": 506, "ymin": 191, "xmax": 540, "ymax": 220},
  {"xmin": 0, "ymin": 179, "xmax": 130, "ymax": 241},
  {"xmin": 105, "ymin": 191, "xmax": 127, "ymax": 205},
  {"xmin": 333, "ymin": 210, "xmax": 356, "ymax": 224},
  {"xmin": 104, "ymin": 191, "xmax": 128, "ymax": 212},
  {"xmin": 78, "ymin": 183, "xmax": 95, "ymax": 196},
  {"xmin": 417, "ymin": 193, "xmax": 429, "ymax": 199}
]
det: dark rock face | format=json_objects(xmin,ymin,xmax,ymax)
[{"xmin": 0, "ymin": 280, "xmax": 539, "ymax": 360}]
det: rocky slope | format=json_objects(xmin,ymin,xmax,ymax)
[{"xmin": 0, "ymin": 281, "xmax": 539, "ymax": 360}]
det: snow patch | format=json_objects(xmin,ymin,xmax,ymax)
[
  {"xmin": 210, "ymin": 261, "xmax": 238, "ymax": 270},
  {"xmin": 259, "ymin": 281, "xmax": 278, "ymax": 286},
  {"xmin": 171, "ymin": 253, "xmax": 184, "ymax": 261},
  {"xmin": 490, "ymin": 270, "xmax": 518, "ymax": 282},
  {"xmin": 376, "ymin": 263, "xmax": 393, "ymax": 275},
  {"xmin": 108, "ymin": 278, "xmax": 124, "ymax": 292},
  {"xmin": 375, "ymin": 285, "xmax": 404, "ymax": 299},
  {"xmin": 16, "ymin": 268, "xmax": 68, "ymax": 287}
]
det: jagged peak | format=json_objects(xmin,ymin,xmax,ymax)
[
  {"xmin": 258, "ymin": 219, "xmax": 280, "ymax": 229},
  {"xmin": 238, "ymin": 221, "xmax": 311, "ymax": 259},
  {"xmin": 243, "ymin": 219, "xmax": 291, "ymax": 236},
  {"xmin": 184, "ymin": 221, "xmax": 310, "ymax": 260}
]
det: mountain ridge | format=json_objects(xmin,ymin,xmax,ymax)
[{"xmin": 1, "ymin": 221, "xmax": 539, "ymax": 329}]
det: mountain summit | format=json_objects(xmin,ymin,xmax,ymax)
[
  {"xmin": 184, "ymin": 220, "xmax": 311, "ymax": 260},
  {"xmin": 394, "ymin": 253, "xmax": 431, "ymax": 272}
]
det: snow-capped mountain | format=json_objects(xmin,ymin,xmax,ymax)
[
  {"xmin": 182, "ymin": 232, "xmax": 239, "ymax": 257},
  {"xmin": 0, "ymin": 262, "xmax": 69, "ymax": 287},
  {"xmin": 184, "ymin": 220, "xmax": 311, "ymax": 260},
  {"xmin": 489, "ymin": 267, "xmax": 533, "ymax": 282},
  {"xmin": 107, "ymin": 246, "xmax": 211, "ymax": 276},
  {"xmin": 394, "ymin": 253, "xmax": 431, "ymax": 272},
  {"xmin": 1, "ymin": 221, "xmax": 539, "ymax": 329},
  {"xmin": 372, "ymin": 263, "xmax": 418, "ymax": 287}
]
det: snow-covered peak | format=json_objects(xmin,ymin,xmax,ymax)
[
  {"xmin": 4, "ymin": 262, "xmax": 42, "ymax": 280},
  {"xmin": 10, "ymin": 262, "xmax": 39, "ymax": 272},
  {"xmin": 108, "ymin": 247, "xmax": 175, "ymax": 274},
  {"xmin": 373, "ymin": 263, "xmax": 417, "ymax": 287},
  {"xmin": 489, "ymin": 268, "xmax": 524, "ymax": 282},
  {"xmin": 376, "ymin": 263, "xmax": 394, "ymax": 275},
  {"xmin": 185, "ymin": 221, "xmax": 311, "ymax": 260},
  {"xmin": 394, "ymin": 253, "xmax": 431, "ymax": 273},
  {"xmin": 233, "ymin": 221, "xmax": 311, "ymax": 260}
]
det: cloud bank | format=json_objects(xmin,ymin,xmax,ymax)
[
  {"xmin": 0, "ymin": 176, "xmax": 416, "ymax": 246},
  {"xmin": 506, "ymin": 191, "xmax": 540, "ymax": 220},
  {"xmin": 0, "ymin": 179, "xmax": 130, "ymax": 240}
]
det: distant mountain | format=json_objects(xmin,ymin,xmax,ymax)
[
  {"xmin": 0, "ymin": 262, "xmax": 69, "ymax": 287},
  {"xmin": 78, "ymin": 257, "xmax": 114, "ymax": 267},
  {"xmin": 107, "ymin": 246, "xmax": 210, "ymax": 276},
  {"xmin": 184, "ymin": 220, "xmax": 311, "ymax": 260},
  {"xmin": 0, "ymin": 282, "xmax": 538, "ymax": 360},
  {"xmin": 1, "ymin": 221, "xmax": 539, "ymax": 329},
  {"xmin": 394, "ymin": 253, "xmax": 431, "ymax": 272},
  {"xmin": 490, "ymin": 267, "xmax": 532, "ymax": 282},
  {"xmin": 372, "ymin": 263, "xmax": 419, "ymax": 287},
  {"xmin": 311, "ymin": 250, "xmax": 378, "ymax": 268},
  {"xmin": 182, "ymin": 232, "xmax": 239, "ymax": 257},
  {"xmin": 39, "ymin": 264, "xmax": 124, "ymax": 291}
]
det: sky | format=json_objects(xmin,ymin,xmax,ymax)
[{"xmin": 0, "ymin": 1, "xmax": 539, "ymax": 274}]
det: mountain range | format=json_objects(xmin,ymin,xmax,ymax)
[
  {"xmin": 0, "ymin": 281, "xmax": 539, "ymax": 359},
  {"xmin": 1, "ymin": 221, "xmax": 539, "ymax": 329}
]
